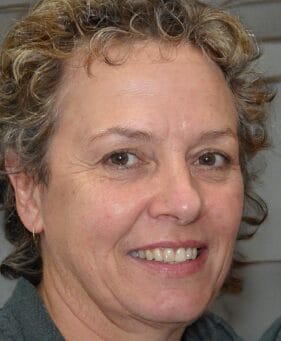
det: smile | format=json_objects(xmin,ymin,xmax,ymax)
[{"xmin": 130, "ymin": 247, "xmax": 199, "ymax": 264}]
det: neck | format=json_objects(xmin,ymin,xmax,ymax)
[{"xmin": 37, "ymin": 269, "xmax": 186, "ymax": 341}]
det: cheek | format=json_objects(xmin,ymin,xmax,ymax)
[
  {"xmin": 205, "ymin": 183, "xmax": 244, "ymax": 280},
  {"xmin": 58, "ymin": 182, "xmax": 148, "ymax": 246},
  {"xmin": 206, "ymin": 181, "xmax": 244, "ymax": 237}
]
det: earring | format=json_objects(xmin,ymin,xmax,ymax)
[{"xmin": 32, "ymin": 228, "xmax": 36, "ymax": 240}]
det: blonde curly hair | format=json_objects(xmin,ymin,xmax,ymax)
[{"xmin": 0, "ymin": 0, "xmax": 274, "ymax": 290}]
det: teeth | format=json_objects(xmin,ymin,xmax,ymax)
[
  {"xmin": 131, "ymin": 247, "xmax": 199, "ymax": 263},
  {"xmin": 186, "ymin": 248, "xmax": 193, "ymax": 260},
  {"xmin": 145, "ymin": 250, "xmax": 154, "ymax": 261},
  {"xmin": 138, "ymin": 250, "xmax": 145, "ymax": 259},
  {"xmin": 163, "ymin": 248, "xmax": 174, "ymax": 262},
  {"xmin": 153, "ymin": 248, "xmax": 163, "ymax": 262},
  {"xmin": 191, "ymin": 248, "xmax": 198, "ymax": 260},
  {"xmin": 175, "ymin": 248, "xmax": 186, "ymax": 263}
]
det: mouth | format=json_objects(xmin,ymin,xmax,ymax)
[
  {"xmin": 130, "ymin": 247, "xmax": 200, "ymax": 264},
  {"xmin": 128, "ymin": 243, "xmax": 207, "ymax": 278},
  {"xmin": 127, "ymin": 240, "xmax": 208, "ymax": 279}
]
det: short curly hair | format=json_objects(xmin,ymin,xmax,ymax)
[{"xmin": 0, "ymin": 0, "xmax": 274, "ymax": 290}]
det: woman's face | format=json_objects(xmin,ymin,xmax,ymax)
[{"xmin": 36, "ymin": 44, "xmax": 244, "ymax": 325}]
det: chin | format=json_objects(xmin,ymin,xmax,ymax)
[
  {"xmin": 134, "ymin": 292, "xmax": 210, "ymax": 325},
  {"xmin": 141, "ymin": 308, "xmax": 204, "ymax": 326}
]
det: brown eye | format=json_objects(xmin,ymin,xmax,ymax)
[
  {"xmin": 198, "ymin": 152, "xmax": 228, "ymax": 167},
  {"xmin": 108, "ymin": 152, "xmax": 138, "ymax": 167}
]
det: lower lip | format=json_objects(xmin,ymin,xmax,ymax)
[{"xmin": 129, "ymin": 249, "xmax": 208, "ymax": 279}]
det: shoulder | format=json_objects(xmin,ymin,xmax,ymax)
[
  {"xmin": 260, "ymin": 317, "xmax": 281, "ymax": 341},
  {"xmin": 182, "ymin": 312, "xmax": 243, "ymax": 341},
  {"xmin": 0, "ymin": 278, "xmax": 64, "ymax": 341},
  {"xmin": 0, "ymin": 290, "xmax": 24, "ymax": 340}
]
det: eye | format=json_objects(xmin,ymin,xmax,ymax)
[
  {"xmin": 197, "ymin": 152, "xmax": 229, "ymax": 168},
  {"xmin": 106, "ymin": 151, "xmax": 139, "ymax": 168}
]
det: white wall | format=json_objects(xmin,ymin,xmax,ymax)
[{"xmin": 0, "ymin": 2, "xmax": 280, "ymax": 340}]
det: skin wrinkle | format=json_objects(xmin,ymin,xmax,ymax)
[
  {"xmin": 41, "ymin": 265, "xmax": 108, "ymax": 340},
  {"xmin": 0, "ymin": 2, "xmax": 273, "ymax": 306},
  {"xmin": 0, "ymin": 1, "xmax": 273, "ymax": 339},
  {"xmin": 8, "ymin": 43, "xmax": 242, "ymax": 340},
  {"xmin": 86, "ymin": 127, "xmax": 238, "ymax": 147},
  {"xmin": 43, "ymin": 233, "xmax": 185, "ymax": 341},
  {"xmin": 118, "ymin": 80, "xmax": 158, "ymax": 97},
  {"xmin": 79, "ymin": 128, "xmax": 239, "ymax": 174}
]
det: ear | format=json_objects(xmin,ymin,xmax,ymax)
[{"xmin": 5, "ymin": 150, "xmax": 44, "ymax": 234}]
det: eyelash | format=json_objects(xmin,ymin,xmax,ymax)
[
  {"xmin": 102, "ymin": 150, "xmax": 142, "ymax": 169},
  {"xmin": 195, "ymin": 151, "xmax": 231, "ymax": 169},
  {"xmin": 102, "ymin": 149, "xmax": 232, "ymax": 171}
]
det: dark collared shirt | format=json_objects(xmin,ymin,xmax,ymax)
[
  {"xmin": 0, "ymin": 278, "xmax": 243, "ymax": 340},
  {"xmin": 260, "ymin": 317, "xmax": 281, "ymax": 341}
]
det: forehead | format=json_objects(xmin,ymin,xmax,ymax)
[
  {"xmin": 63, "ymin": 41, "xmax": 228, "ymax": 90},
  {"xmin": 54, "ymin": 42, "xmax": 237, "ymax": 142}
]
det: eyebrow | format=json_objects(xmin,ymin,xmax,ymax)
[
  {"xmin": 197, "ymin": 128, "xmax": 238, "ymax": 143},
  {"xmin": 89, "ymin": 126, "xmax": 154, "ymax": 143},
  {"xmin": 88, "ymin": 126, "xmax": 237, "ymax": 144}
]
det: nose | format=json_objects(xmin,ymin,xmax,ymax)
[{"xmin": 147, "ymin": 166, "xmax": 203, "ymax": 226}]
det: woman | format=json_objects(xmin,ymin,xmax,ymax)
[{"xmin": 0, "ymin": 0, "xmax": 273, "ymax": 340}]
